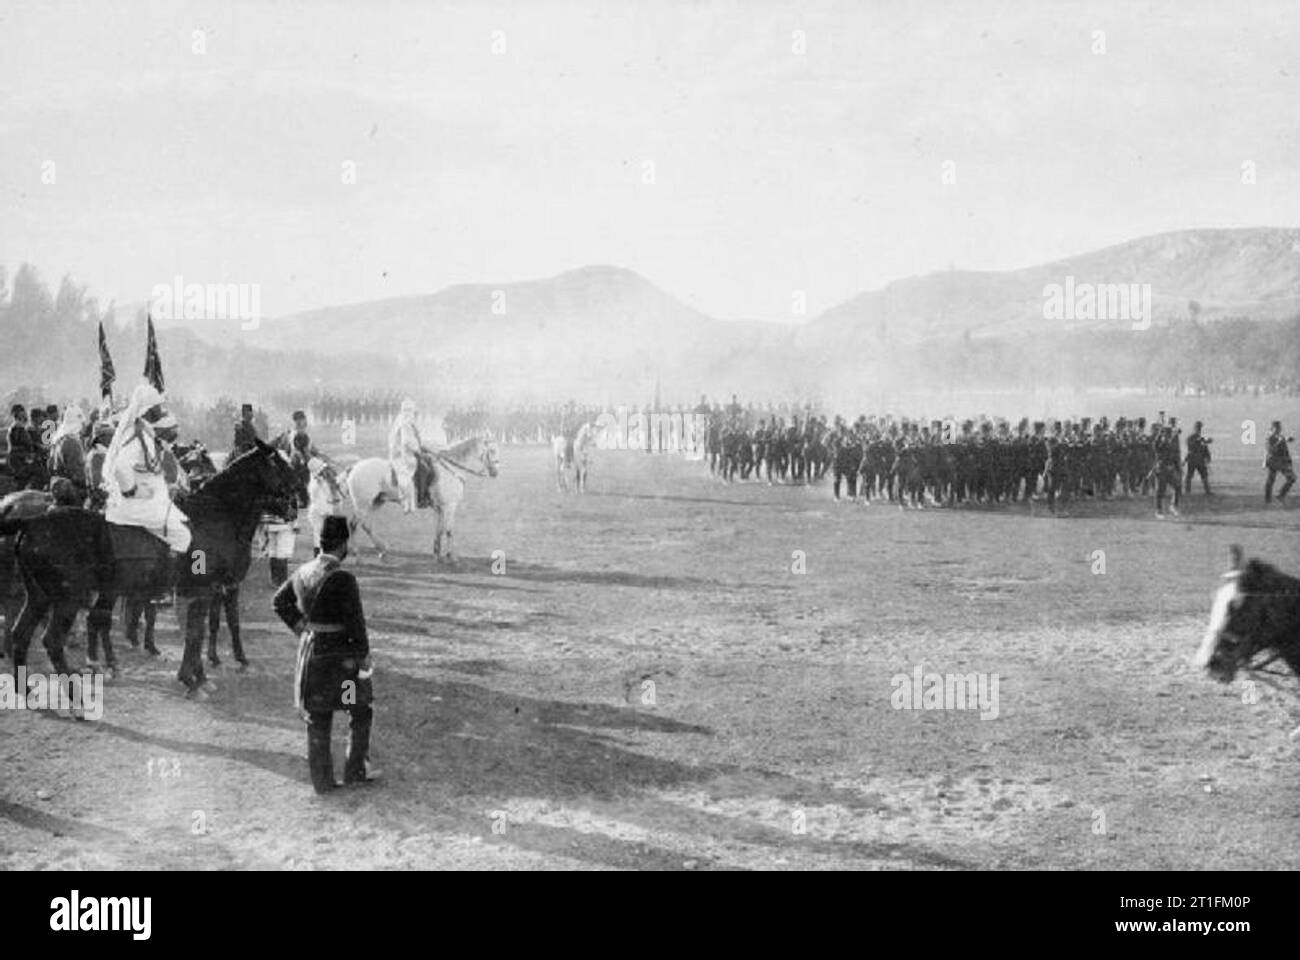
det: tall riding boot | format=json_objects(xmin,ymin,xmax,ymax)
[
  {"xmin": 229, "ymin": 591, "xmax": 248, "ymax": 666},
  {"xmin": 156, "ymin": 550, "xmax": 182, "ymax": 606},
  {"xmin": 307, "ymin": 723, "xmax": 339, "ymax": 794},
  {"xmin": 207, "ymin": 598, "xmax": 221, "ymax": 666},
  {"xmin": 343, "ymin": 710, "xmax": 380, "ymax": 784},
  {"xmin": 269, "ymin": 558, "xmax": 289, "ymax": 588}
]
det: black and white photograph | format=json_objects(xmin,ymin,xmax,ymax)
[{"xmin": 0, "ymin": 0, "xmax": 1296, "ymax": 911}]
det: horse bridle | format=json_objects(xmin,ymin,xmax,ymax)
[{"xmin": 434, "ymin": 449, "xmax": 493, "ymax": 478}]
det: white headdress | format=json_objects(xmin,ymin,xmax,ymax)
[
  {"xmin": 102, "ymin": 382, "xmax": 166, "ymax": 497},
  {"xmin": 50, "ymin": 404, "xmax": 87, "ymax": 444}
]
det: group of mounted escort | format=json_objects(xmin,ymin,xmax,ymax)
[
  {"xmin": 701, "ymin": 400, "xmax": 1295, "ymax": 518},
  {"xmin": 0, "ymin": 380, "xmax": 490, "ymax": 789},
  {"xmin": 0, "ymin": 386, "xmax": 346, "ymax": 689}
]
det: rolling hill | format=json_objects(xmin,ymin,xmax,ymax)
[
  {"xmin": 142, "ymin": 227, "xmax": 1300, "ymax": 402},
  {"xmin": 803, "ymin": 227, "xmax": 1300, "ymax": 350}
]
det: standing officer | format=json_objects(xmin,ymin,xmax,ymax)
[
  {"xmin": 273, "ymin": 516, "xmax": 379, "ymax": 794},
  {"xmin": 273, "ymin": 410, "xmax": 325, "ymax": 507},
  {"xmin": 7, "ymin": 404, "xmax": 42, "ymax": 490},
  {"xmin": 1264, "ymin": 421, "xmax": 1295, "ymax": 505},
  {"xmin": 1184, "ymin": 421, "xmax": 1213, "ymax": 496}
]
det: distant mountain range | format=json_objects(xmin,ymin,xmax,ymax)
[
  {"xmin": 148, "ymin": 227, "xmax": 1300, "ymax": 401},
  {"xmin": 803, "ymin": 227, "xmax": 1300, "ymax": 349}
]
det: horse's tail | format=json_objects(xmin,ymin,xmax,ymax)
[{"xmin": 0, "ymin": 516, "xmax": 23, "ymax": 537}]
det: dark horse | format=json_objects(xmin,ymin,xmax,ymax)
[
  {"xmin": 0, "ymin": 440, "xmax": 297, "ymax": 698},
  {"xmin": 114, "ymin": 440, "xmax": 237, "ymax": 665},
  {"xmin": 1, "ymin": 489, "xmax": 53, "ymax": 660},
  {"xmin": 1195, "ymin": 545, "xmax": 1300, "ymax": 687}
]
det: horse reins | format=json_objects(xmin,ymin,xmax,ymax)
[{"xmin": 434, "ymin": 451, "xmax": 492, "ymax": 478}]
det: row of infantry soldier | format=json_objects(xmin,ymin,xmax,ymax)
[{"xmin": 703, "ymin": 406, "xmax": 1294, "ymax": 516}]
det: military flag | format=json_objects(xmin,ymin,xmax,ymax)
[
  {"xmin": 144, "ymin": 315, "xmax": 165, "ymax": 393},
  {"xmin": 98, "ymin": 320, "xmax": 116, "ymax": 399}
]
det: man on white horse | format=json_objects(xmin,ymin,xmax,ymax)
[
  {"xmin": 388, "ymin": 398, "xmax": 429, "ymax": 513},
  {"xmin": 103, "ymin": 383, "xmax": 191, "ymax": 588}
]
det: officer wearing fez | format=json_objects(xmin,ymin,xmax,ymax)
[{"xmin": 273, "ymin": 516, "xmax": 380, "ymax": 793}]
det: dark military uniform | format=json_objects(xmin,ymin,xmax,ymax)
[
  {"xmin": 831, "ymin": 424, "xmax": 860, "ymax": 500},
  {"xmin": 1264, "ymin": 429, "xmax": 1295, "ymax": 504},
  {"xmin": 273, "ymin": 423, "xmax": 319, "ymax": 508},
  {"xmin": 233, "ymin": 406, "xmax": 260, "ymax": 457},
  {"xmin": 6, "ymin": 412, "xmax": 43, "ymax": 490},
  {"xmin": 1184, "ymin": 426, "xmax": 1212, "ymax": 495},
  {"xmin": 273, "ymin": 542, "xmax": 375, "ymax": 793},
  {"xmin": 1153, "ymin": 426, "xmax": 1182, "ymax": 516}
]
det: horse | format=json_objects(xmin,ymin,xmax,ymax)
[
  {"xmin": 113, "ymin": 440, "xmax": 227, "ymax": 664},
  {"xmin": 551, "ymin": 432, "xmax": 573, "ymax": 492},
  {"xmin": 0, "ymin": 439, "xmax": 298, "ymax": 700},
  {"xmin": 343, "ymin": 436, "xmax": 500, "ymax": 562},
  {"xmin": 573, "ymin": 422, "xmax": 600, "ymax": 492},
  {"xmin": 553, "ymin": 423, "xmax": 596, "ymax": 493},
  {"xmin": 1194, "ymin": 545, "xmax": 1300, "ymax": 692},
  {"xmin": 0, "ymin": 489, "xmax": 53, "ymax": 660}
]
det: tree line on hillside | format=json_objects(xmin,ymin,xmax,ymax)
[{"xmin": 0, "ymin": 263, "xmax": 418, "ymax": 407}]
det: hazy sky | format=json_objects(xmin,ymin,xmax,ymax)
[{"xmin": 2, "ymin": 0, "xmax": 1297, "ymax": 322}]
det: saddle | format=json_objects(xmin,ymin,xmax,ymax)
[
  {"xmin": 393, "ymin": 453, "xmax": 436, "ymax": 508},
  {"xmin": 108, "ymin": 523, "xmax": 170, "ymax": 578},
  {"xmin": 416, "ymin": 451, "xmax": 435, "ymax": 508}
]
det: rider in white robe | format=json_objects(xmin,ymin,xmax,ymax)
[
  {"xmin": 387, "ymin": 398, "xmax": 424, "ymax": 513},
  {"xmin": 103, "ymin": 383, "xmax": 191, "ymax": 553},
  {"xmin": 306, "ymin": 456, "xmax": 347, "ymax": 552}
]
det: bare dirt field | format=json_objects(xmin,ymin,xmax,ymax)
[{"xmin": 3, "ymin": 405, "xmax": 1300, "ymax": 871}]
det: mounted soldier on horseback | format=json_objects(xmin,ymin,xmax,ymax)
[
  {"xmin": 389, "ymin": 398, "xmax": 433, "ymax": 512},
  {"xmin": 104, "ymin": 383, "xmax": 191, "ymax": 567}
]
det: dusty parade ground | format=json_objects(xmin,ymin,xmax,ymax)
[{"xmin": 3, "ymin": 410, "xmax": 1300, "ymax": 871}]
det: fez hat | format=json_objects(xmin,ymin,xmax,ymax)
[
  {"xmin": 321, "ymin": 515, "xmax": 350, "ymax": 545},
  {"xmin": 49, "ymin": 477, "xmax": 80, "ymax": 506},
  {"xmin": 241, "ymin": 403, "xmax": 254, "ymax": 414}
]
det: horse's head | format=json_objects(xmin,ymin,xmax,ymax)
[
  {"xmin": 481, "ymin": 437, "xmax": 500, "ymax": 477},
  {"xmin": 204, "ymin": 439, "xmax": 300, "ymax": 519},
  {"xmin": 1194, "ymin": 545, "xmax": 1300, "ymax": 683}
]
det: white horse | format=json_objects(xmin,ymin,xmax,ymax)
[
  {"xmin": 551, "ymin": 422, "xmax": 597, "ymax": 493},
  {"xmin": 341, "ymin": 436, "xmax": 500, "ymax": 562}
]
